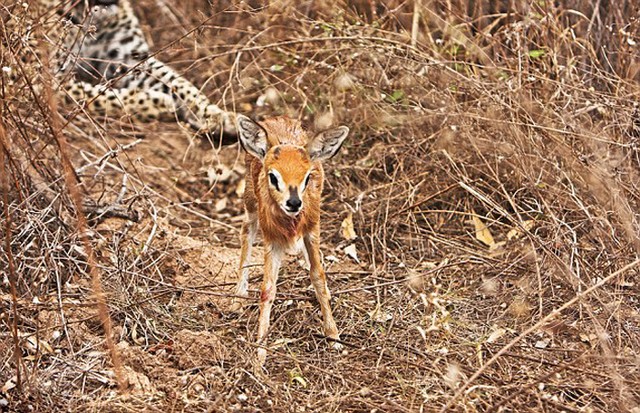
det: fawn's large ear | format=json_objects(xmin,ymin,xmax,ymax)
[
  {"xmin": 236, "ymin": 115, "xmax": 268, "ymax": 161},
  {"xmin": 307, "ymin": 126, "xmax": 349, "ymax": 161}
]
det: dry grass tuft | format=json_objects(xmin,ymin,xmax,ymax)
[{"xmin": 2, "ymin": 0, "xmax": 640, "ymax": 412}]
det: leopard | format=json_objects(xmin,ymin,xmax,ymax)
[{"xmin": 2, "ymin": 0, "xmax": 237, "ymax": 141}]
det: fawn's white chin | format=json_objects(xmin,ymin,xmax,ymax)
[{"xmin": 282, "ymin": 206, "xmax": 302, "ymax": 217}]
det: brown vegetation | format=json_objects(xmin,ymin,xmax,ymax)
[{"xmin": 1, "ymin": 0, "xmax": 640, "ymax": 412}]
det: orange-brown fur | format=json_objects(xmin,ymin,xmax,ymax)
[
  {"xmin": 233, "ymin": 115, "xmax": 349, "ymax": 368},
  {"xmin": 244, "ymin": 119, "xmax": 324, "ymax": 245}
]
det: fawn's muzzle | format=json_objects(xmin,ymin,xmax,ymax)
[{"xmin": 285, "ymin": 189, "xmax": 302, "ymax": 213}]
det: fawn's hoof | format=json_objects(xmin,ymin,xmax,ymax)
[{"xmin": 256, "ymin": 347, "xmax": 267, "ymax": 367}]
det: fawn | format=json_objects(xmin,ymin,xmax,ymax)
[{"xmin": 233, "ymin": 115, "xmax": 349, "ymax": 366}]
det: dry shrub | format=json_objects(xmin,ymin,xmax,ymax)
[{"xmin": 2, "ymin": 0, "xmax": 640, "ymax": 412}]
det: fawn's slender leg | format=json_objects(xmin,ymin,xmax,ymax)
[
  {"xmin": 231, "ymin": 212, "xmax": 258, "ymax": 311},
  {"xmin": 303, "ymin": 227, "xmax": 342, "ymax": 350},
  {"xmin": 300, "ymin": 237, "xmax": 311, "ymax": 271},
  {"xmin": 256, "ymin": 243, "xmax": 283, "ymax": 365}
]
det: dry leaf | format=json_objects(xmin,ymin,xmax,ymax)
[
  {"xmin": 334, "ymin": 72, "xmax": 356, "ymax": 91},
  {"xmin": 24, "ymin": 336, "xmax": 54, "ymax": 354},
  {"xmin": 272, "ymin": 338, "xmax": 295, "ymax": 349},
  {"xmin": 325, "ymin": 255, "xmax": 339, "ymax": 263},
  {"xmin": 617, "ymin": 279, "xmax": 635, "ymax": 288},
  {"xmin": 579, "ymin": 333, "xmax": 598, "ymax": 344},
  {"xmin": 507, "ymin": 220, "xmax": 536, "ymax": 240},
  {"xmin": 534, "ymin": 338, "xmax": 551, "ymax": 349},
  {"xmin": 444, "ymin": 364, "xmax": 461, "ymax": 389},
  {"xmin": 344, "ymin": 244, "xmax": 359, "ymax": 263},
  {"xmin": 131, "ymin": 324, "xmax": 144, "ymax": 345},
  {"xmin": 314, "ymin": 112, "xmax": 334, "ymax": 130},
  {"xmin": 206, "ymin": 164, "xmax": 232, "ymax": 185},
  {"xmin": 122, "ymin": 366, "xmax": 155, "ymax": 395},
  {"xmin": 541, "ymin": 319, "xmax": 570, "ymax": 336},
  {"xmin": 368, "ymin": 304, "xmax": 393, "ymax": 323},
  {"xmin": 215, "ymin": 198, "xmax": 227, "ymax": 212},
  {"xmin": 2, "ymin": 377, "xmax": 16, "ymax": 393},
  {"xmin": 486, "ymin": 328, "xmax": 506, "ymax": 344},
  {"xmin": 470, "ymin": 211, "xmax": 495, "ymax": 247},
  {"xmin": 341, "ymin": 212, "xmax": 357, "ymax": 240},
  {"xmin": 288, "ymin": 369, "xmax": 308, "ymax": 388}
]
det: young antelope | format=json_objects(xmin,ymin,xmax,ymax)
[{"xmin": 233, "ymin": 115, "xmax": 349, "ymax": 366}]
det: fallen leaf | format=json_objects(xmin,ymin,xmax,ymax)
[
  {"xmin": 288, "ymin": 370, "xmax": 308, "ymax": 388},
  {"xmin": 579, "ymin": 333, "xmax": 598, "ymax": 344},
  {"xmin": 314, "ymin": 112, "xmax": 334, "ymax": 130},
  {"xmin": 24, "ymin": 336, "xmax": 54, "ymax": 354},
  {"xmin": 617, "ymin": 279, "xmax": 635, "ymax": 288},
  {"xmin": 271, "ymin": 338, "xmax": 295, "ymax": 349},
  {"xmin": 215, "ymin": 198, "xmax": 227, "ymax": 212},
  {"xmin": 206, "ymin": 164, "xmax": 231, "ymax": 184},
  {"xmin": 528, "ymin": 49, "xmax": 546, "ymax": 59},
  {"xmin": 325, "ymin": 255, "xmax": 339, "ymax": 263},
  {"xmin": 341, "ymin": 212, "xmax": 357, "ymax": 240},
  {"xmin": 486, "ymin": 328, "xmax": 506, "ymax": 344},
  {"xmin": 122, "ymin": 366, "xmax": 155, "ymax": 395},
  {"xmin": 1, "ymin": 377, "xmax": 16, "ymax": 393},
  {"xmin": 444, "ymin": 363, "xmax": 461, "ymax": 389},
  {"xmin": 368, "ymin": 304, "xmax": 393, "ymax": 323},
  {"xmin": 131, "ymin": 324, "xmax": 144, "ymax": 345},
  {"xmin": 534, "ymin": 338, "xmax": 551, "ymax": 349},
  {"xmin": 344, "ymin": 244, "xmax": 359, "ymax": 263},
  {"xmin": 507, "ymin": 220, "xmax": 536, "ymax": 240},
  {"xmin": 541, "ymin": 319, "xmax": 570, "ymax": 336},
  {"xmin": 334, "ymin": 72, "xmax": 356, "ymax": 91},
  {"xmin": 471, "ymin": 211, "xmax": 495, "ymax": 247}
]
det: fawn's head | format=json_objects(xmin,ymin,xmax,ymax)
[{"xmin": 236, "ymin": 115, "xmax": 349, "ymax": 217}]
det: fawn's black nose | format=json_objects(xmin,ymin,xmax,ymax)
[{"xmin": 286, "ymin": 198, "xmax": 302, "ymax": 212}]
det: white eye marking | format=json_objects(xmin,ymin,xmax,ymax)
[
  {"xmin": 268, "ymin": 169, "xmax": 284, "ymax": 192},
  {"xmin": 301, "ymin": 171, "xmax": 312, "ymax": 192}
]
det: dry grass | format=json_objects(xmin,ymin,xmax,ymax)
[{"xmin": 2, "ymin": 0, "xmax": 640, "ymax": 412}]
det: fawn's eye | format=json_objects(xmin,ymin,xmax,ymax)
[{"xmin": 268, "ymin": 172, "xmax": 280, "ymax": 191}]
